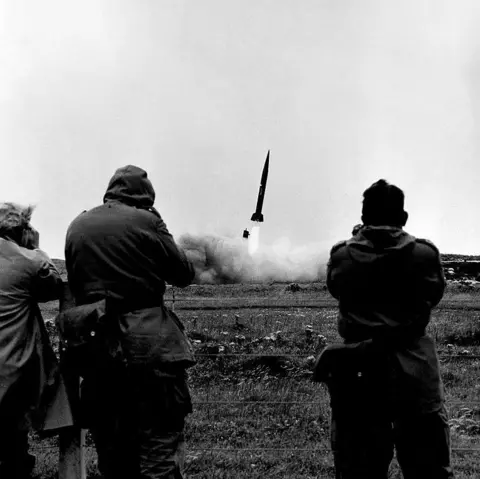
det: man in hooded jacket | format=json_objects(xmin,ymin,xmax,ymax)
[
  {"xmin": 315, "ymin": 179, "xmax": 453, "ymax": 479},
  {"xmin": 65, "ymin": 165, "xmax": 195, "ymax": 479}
]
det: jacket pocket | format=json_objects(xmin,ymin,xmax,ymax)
[{"xmin": 121, "ymin": 306, "xmax": 196, "ymax": 369}]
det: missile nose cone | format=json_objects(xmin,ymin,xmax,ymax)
[{"xmin": 261, "ymin": 151, "xmax": 269, "ymax": 183}]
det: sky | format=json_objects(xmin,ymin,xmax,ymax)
[{"xmin": 1, "ymin": 0, "xmax": 480, "ymax": 259}]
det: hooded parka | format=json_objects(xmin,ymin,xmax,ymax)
[
  {"xmin": 66, "ymin": 165, "xmax": 194, "ymax": 304},
  {"xmin": 64, "ymin": 165, "xmax": 195, "ymax": 479}
]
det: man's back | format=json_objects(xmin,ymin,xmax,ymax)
[
  {"xmin": 318, "ymin": 179, "xmax": 453, "ymax": 479},
  {"xmin": 0, "ymin": 238, "xmax": 61, "ymax": 372},
  {"xmin": 65, "ymin": 165, "xmax": 194, "ymax": 304},
  {"xmin": 0, "ymin": 205, "xmax": 62, "ymax": 479},
  {"xmin": 327, "ymin": 225, "xmax": 445, "ymax": 343}
]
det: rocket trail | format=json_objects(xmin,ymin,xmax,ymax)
[{"xmin": 250, "ymin": 150, "xmax": 270, "ymax": 222}]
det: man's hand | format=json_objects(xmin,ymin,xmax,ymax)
[{"xmin": 352, "ymin": 224, "xmax": 363, "ymax": 236}]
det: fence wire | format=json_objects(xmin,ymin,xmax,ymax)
[
  {"xmin": 33, "ymin": 292, "xmax": 480, "ymax": 474},
  {"xmin": 176, "ymin": 295, "xmax": 480, "ymax": 460},
  {"xmin": 192, "ymin": 352, "xmax": 480, "ymax": 359}
]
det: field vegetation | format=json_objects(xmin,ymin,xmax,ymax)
[{"xmin": 32, "ymin": 281, "xmax": 480, "ymax": 478}]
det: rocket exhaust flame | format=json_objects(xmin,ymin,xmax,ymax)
[{"xmin": 248, "ymin": 225, "xmax": 260, "ymax": 255}]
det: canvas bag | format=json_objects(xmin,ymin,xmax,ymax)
[
  {"xmin": 313, "ymin": 340, "xmax": 395, "ymax": 412},
  {"xmin": 56, "ymin": 300, "xmax": 196, "ymax": 371},
  {"xmin": 55, "ymin": 299, "xmax": 125, "ymax": 377},
  {"xmin": 119, "ymin": 305, "xmax": 196, "ymax": 369}
]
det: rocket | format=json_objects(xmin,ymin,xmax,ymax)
[{"xmin": 250, "ymin": 150, "xmax": 270, "ymax": 222}]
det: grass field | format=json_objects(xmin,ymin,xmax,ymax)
[{"xmin": 32, "ymin": 281, "xmax": 480, "ymax": 478}]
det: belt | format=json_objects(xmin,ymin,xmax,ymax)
[
  {"xmin": 106, "ymin": 297, "xmax": 164, "ymax": 314},
  {"xmin": 77, "ymin": 293, "xmax": 164, "ymax": 314}
]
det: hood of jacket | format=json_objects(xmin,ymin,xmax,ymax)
[
  {"xmin": 346, "ymin": 225, "xmax": 416, "ymax": 264},
  {"xmin": 103, "ymin": 165, "xmax": 155, "ymax": 209}
]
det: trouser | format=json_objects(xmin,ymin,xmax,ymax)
[
  {"xmin": 316, "ymin": 340, "xmax": 454, "ymax": 478},
  {"xmin": 81, "ymin": 363, "xmax": 192, "ymax": 479},
  {"xmin": 0, "ymin": 429, "xmax": 35, "ymax": 479},
  {"xmin": 331, "ymin": 404, "xmax": 454, "ymax": 479},
  {"xmin": 0, "ymin": 373, "xmax": 36, "ymax": 478}
]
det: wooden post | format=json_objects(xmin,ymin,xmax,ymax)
[{"xmin": 58, "ymin": 281, "xmax": 86, "ymax": 479}]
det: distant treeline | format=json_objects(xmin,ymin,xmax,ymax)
[{"xmin": 441, "ymin": 254, "xmax": 480, "ymax": 262}]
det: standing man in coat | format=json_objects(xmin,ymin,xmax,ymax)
[
  {"xmin": 0, "ymin": 203, "xmax": 62, "ymax": 478},
  {"xmin": 64, "ymin": 165, "xmax": 195, "ymax": 479},
  {"xmin": 315, "ymin": 179, "xmax": 453, "ymax": 478}
]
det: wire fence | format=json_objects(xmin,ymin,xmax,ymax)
[
  {"xmin": 32, "ymin": 291, "xmax": 480, "ymax": 477},
  {"xmin": 177, "ymin": 294, "xmax": 480, "ymax": 459}
]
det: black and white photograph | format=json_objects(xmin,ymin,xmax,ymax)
[{"xmin": 0, "ymin": 1, "xmax": 479, "ymax": 477}]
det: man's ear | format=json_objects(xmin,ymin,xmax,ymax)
[{"xmin": 401, "ymin": 211, "xmax": 409, "ymax": 226}]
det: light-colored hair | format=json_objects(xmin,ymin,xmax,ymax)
[
  {"xmin": 0, "ymin": 202, "xmax": 34, "ymax": 230},
  {"xmin": 0, "ymin": 202, "xmax": 36, "ymax": 248}
]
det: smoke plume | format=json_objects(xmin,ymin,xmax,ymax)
[{"xmin": 178, "ymin": 232, "xmax": 327, "ymax": 284}]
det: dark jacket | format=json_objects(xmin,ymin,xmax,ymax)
[
  {"xmin": 326, "ymin": 226, "xmax": 445, "ymax": 413},
  {"xmin": 0, "ymin": 239, "xmax": 62, "ymax": 430},
  {"xmin": 65, "ymin": 165, "xmax": 194, "ymax": 305},
  {"xmin": 64, "ymin": 165, "xmax": 195, "ymax": 368}
]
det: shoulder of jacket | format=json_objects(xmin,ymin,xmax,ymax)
[
  {"xmin": 16, "ymin": 245, "xmax": 38, "ymax": 262},
  {"xmin": 330, "ymin": 240, "xmax": 347, "ymax": 256},
  {"xmin": 414, "ymin": 237, "xmax": 441, "ymax": 256},
  {"xmin": 67, "ymin": 209, "xmax": 88, "ymax": 228},
  {"xmin": 10, "ymin": 245, "xmax": 49, "ymax": 272},
  {"xmin": 75, "ymin": 208, "xmax": 89, "ymax": 215},
  {"xmin": 72, "ymin": 208, "xmax": 91, "ymax": 221}
]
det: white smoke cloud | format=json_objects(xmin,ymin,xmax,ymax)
[{"xmin": 178, "ymin": 232, "xmax": 327, "ymax": 284}]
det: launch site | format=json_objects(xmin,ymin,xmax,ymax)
[
  {"xmin": 32, "ymin": 164, "xmax": 480, "ymax": 477},
  {"xmin": 33, "ymin": 259, "xmax": 480, "ymax": 478}
]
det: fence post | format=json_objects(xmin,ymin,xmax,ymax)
[{"xmin": 58, "ymin": 281, "xmax": 86, "ymax": 479}]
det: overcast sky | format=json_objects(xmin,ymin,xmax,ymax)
[{"xmin": 1, "ymin": 0, "xmax": 480, "ymax": 258}]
